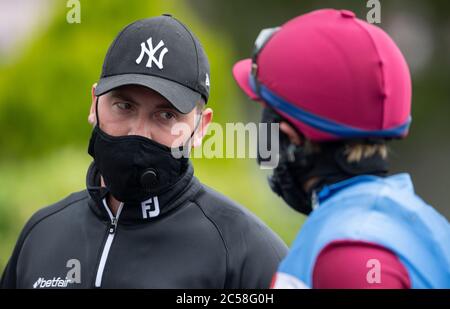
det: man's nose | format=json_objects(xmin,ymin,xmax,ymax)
[{"xmin": 128, "ymin": 117, "xmax": 153, "ymax": 139}]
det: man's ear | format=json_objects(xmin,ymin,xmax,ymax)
[
  {"xmin": 193, "ymin": 107, "xmax": 213, "ymax": 148},
  {"xmin": 280, "ymin": 121, "xmax": 302, "ymax": 145},
  {"xmin": 88, "ymin": 83, "xmax": 97, "ymax": 125}
]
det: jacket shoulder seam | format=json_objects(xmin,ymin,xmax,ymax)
[
  {"xmin": 191, "ymin": 199, "xmax": 229, "ymax": 288},
  {"xmin": 17, "ymin": 193, "xmax": 89, "ymax": 260}
]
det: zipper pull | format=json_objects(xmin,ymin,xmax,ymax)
[{"xmin": 109, "ymin": 218, "xmax": 117, "ymax": 234}]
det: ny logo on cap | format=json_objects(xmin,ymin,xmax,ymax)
[{"xmin": 136, "ymin": 37, "xmax": 168, "ymax": 70}]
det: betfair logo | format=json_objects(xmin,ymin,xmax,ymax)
[{"xmin": 32, "ymin": 258, "xmax": 81, "ymax": 288}]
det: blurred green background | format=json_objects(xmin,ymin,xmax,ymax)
[{"xmin": 0, "ymin": 0, "xmax": 449, "ymax": 271}]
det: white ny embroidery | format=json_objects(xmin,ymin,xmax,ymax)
[{"xmin": 136, "ymin": 37, "xmax": 168, "ymax": 70}]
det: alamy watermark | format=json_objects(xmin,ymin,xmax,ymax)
[
  {"xmin": 65, "ymin": 1, "xmax": 381, "ymax": 25},
  {"xmin": 170, "ymin": 120, "xmax": 280, "ymax": 169},
  {"xmin": 66, "ymin": 0, "xmax": 81, "ymax": 24},
  {"xmin": 366, "ymin": 0, "xmax": 381, "ymax": 24},
  {"xmin": 366, "ymin": 258, "xmax": 382, "ymax": 284}
]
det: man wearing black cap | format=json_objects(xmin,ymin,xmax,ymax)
[{"xmin": 1, "ymin": 15, "xmax": 287, "ymax": 289}]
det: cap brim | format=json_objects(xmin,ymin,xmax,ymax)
[
  {"xmin": 94, "ymin": 74, "xmax": 201, "ymax": 114},
  {"xmin": 232, "ymin": 59, "xmax": 260, "ymax": 100}
]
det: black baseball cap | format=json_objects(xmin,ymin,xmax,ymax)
[{"xmin": 95, "ymin": 14, "xmax": 210, "ymax": 113}]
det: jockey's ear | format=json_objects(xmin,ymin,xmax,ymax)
[{"xmin": 280, "ymin": 121, "xmax": 302, "ymax": 146}]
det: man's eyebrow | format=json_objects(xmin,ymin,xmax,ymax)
[
  {"xmin": 109, "ymin": 91, "xmax": 136, "ymax": 103},
  {"xmin": 153, "ymin": 101, "xmax": 177, "ymax": 110},
  {"xmin": 109, "ymin": 91, "xmax": 178, "ymax": 111}
]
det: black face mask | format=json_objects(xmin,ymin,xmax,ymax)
[
  {"xmin": 258, "ymin": 107, "xmax": 389, "ymax": 215},
  {"xmin": 258, "ymin": 107, "xmax": 316, "ymax": 215},
  {"xmin": 88, "ymin": 98, "xmax": 200, "ymax": 204}
]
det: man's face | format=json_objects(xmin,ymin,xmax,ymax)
[{"xmin": 89, "ymin": 84, "xmax": 212, "ymax": 148}]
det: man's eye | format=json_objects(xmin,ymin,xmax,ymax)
[
  {"xmin": 159, "ymin": 111, "xmax": 176, "ymax": 121},
  {"xmin": 115, "ymin": 102, "xmax": 132, "ymax": 110}
]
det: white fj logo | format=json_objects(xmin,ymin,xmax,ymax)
[
  {"xmin": 136, "ymin": 37, "xmax": 168, "ymax": 70},
  {"xmin": 141, "ymin": 196, "xmax": 160, "ymax": 219},
  {"xmin": 205, "ymin": 73, "xmax": 210, "ymax": 87}
]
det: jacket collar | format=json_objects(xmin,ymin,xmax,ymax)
[
  {"xmin": 317, "ymin": 173, "xmax": 413, "ymax": 204},
  {"xmin": 86, "ymin": 161, "xmax": 201, "ymax": 224}
]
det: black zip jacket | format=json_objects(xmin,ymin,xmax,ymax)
[{"xmin": 1, "ymin": 162, "xmax": 287, "ymax": 288}]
